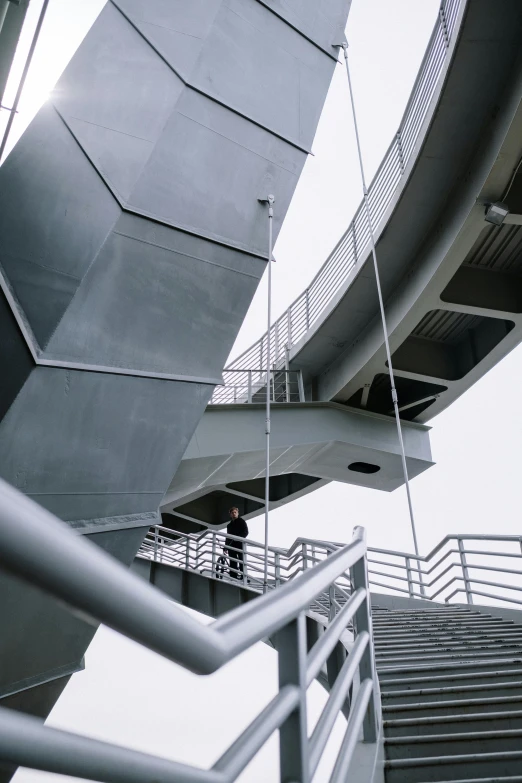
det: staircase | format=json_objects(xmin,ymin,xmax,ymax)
[{"xmin": 373, "ymin": 605, "xmax": 522, "ymax": 783}]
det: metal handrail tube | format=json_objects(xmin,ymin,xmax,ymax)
[
  {"xmin": 211, "ymin": 685, "xmax": 299, "ymax": 779},
  {"xmin": 0, "ymin": 705, "xmax": 222, "ymax": 783},
  {"xmin": 446, "ymin": 588, "xmax": 522, "ymax": 607},
  {"xmin": 329, "ymin": 679, "xmax": 374, "ymax": 783},
  {"xmin": 212, "ymin": 538, "xmax": 366, "ymax": 642},
  {"xmin": 0, "ymin": 479, "xmax": 367, "ymax": 675},
  {"xmin": 369, "ymin": 579, "xmax": 412, "ymax": 596},
  {"xmin": 306, "ymin": 589, "xmax": 366, "ymax": 686},
  {"xmin": 309, "ymin": 632, "xmax": 369, "ymax": 777}
]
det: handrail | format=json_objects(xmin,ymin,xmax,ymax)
[
  {"xmin": 221, "ymin": 0, "xmax": 464, "ymax": 390},
  {"xmin": 0, "ymin": 479, "xmax": 379, "ymax": 782}
]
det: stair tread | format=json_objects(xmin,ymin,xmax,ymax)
[
  {"xmin": 382, "ymin": 694, "xmax": 522, "ymax": 711},
  {"xmin": 384, "ymin": 709, "xmax": 522, "ymax": 726},
  {"xmin": 381, "ymin": 670, "xmax": 522, "ymax": 684},
  {"xmin": 416, "ymin": 778, "xmax": 522, "ymax": 783},
  {"xmin": 385, "ymin": 728, "xmax": 522, "ymax": 744},
  {"xmin": 385, "ymin": 749, "xmax": 522, "ymax": 767},
  {"xmin": 382, "ymin": 681, "xmax": 522, "ymax": 697}
]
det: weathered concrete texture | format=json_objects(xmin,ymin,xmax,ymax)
[{"xmin": 0, "ymin": 0, "xmax": 350, "ymax": 736}]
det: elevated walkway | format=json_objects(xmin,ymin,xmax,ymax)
[
  {"xmin": 227, "ymin": 0, "xmax": 522, "ymax": 425},
  {"xmin": 160, "ymin": 401, "xmax": 433, "ymax": 527}
]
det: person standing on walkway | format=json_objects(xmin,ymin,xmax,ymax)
[{"xmin": 225, "ymin": 507, "xmax": 248, "ymax": 580}]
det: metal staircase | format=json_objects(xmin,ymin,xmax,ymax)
[{"xmin": 374, "ymin": 605, "xmax": 522, "ymax": 783}]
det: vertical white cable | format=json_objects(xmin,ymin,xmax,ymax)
[
  {"xmin": 340, "ymin": 43, "xmax": 425, "ymax": 593},
  {"xmin": 263, "ymin": 195, "xmax": 275, "ymax": 593}
]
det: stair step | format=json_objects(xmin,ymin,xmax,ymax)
[
  {"xmin": 378, "ymin": 658, "xmax": 522, "ymax": 680},
  {"xmin": 384, "ymin": 710, "xmax": 522, "ymax": 737},
  {"xmin": 375, "ymin": 632, "xmax": 522, "ymax": 649},
  {"xmin": 383, "ymin": 695, "xmax": 522, "ymax": 720},
  {"xmin": 416, "ymin": 777, "xmax": 522, "ymax": 782},
  {"xmin": 380, "ymin": 669, "xmax": 522, "ymax": 692},
  {"xmin": 376, "ymin": 641, "xmax": 522, "ymax": 657},
  {"xmin": 374, "ymin": 620, "xmax": 509, "ymax": 631},
  {"xmin": 385, "ymin": 729, "xmax": 522, "ymax": 760},
  {"xmin": 377, "ymin": 648, "xmax": 522, "ymax": 665},
  {"xmin": 381, "ymin": 681, "xmax": 522, "ymax": 704},
  {"xmin": 385, "ymin": 750, "xmax": 522, "ymax": 783}
]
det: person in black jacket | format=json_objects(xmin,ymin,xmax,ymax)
[{"xmin": 225, "ymin": 507, "xmax": 248, "ymax": 580}]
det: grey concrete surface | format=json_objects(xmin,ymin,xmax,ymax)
[{"xmin": 0, "ymin": 0, "xmax": 350, "ymax": 740}]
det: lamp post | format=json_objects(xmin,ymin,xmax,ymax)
[{"xmin": 259, "ymin": 194, "xmax": 275, "ymax": 592}]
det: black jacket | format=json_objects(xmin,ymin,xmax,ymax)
[{"xmin": 226, "ymin": 516, "xmax": 248, "ymax": 538}]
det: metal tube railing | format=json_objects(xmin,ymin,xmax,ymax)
[
  {"xmin": 223, "ymin": 0, "xmax": 464, "ymax": 384},
  {"xmin": 0, "ymin": 480, "xmax": 379, "ymax": 783}
]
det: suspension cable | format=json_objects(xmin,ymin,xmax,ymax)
[{"xmin": 340, "ymin": 43, "xmax": 424, "ymax": 591}]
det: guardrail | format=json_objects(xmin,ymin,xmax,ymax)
[
  {"xmin": 139, "ymin": 525, "xmax": 352, "ymax": 619},
  {"xmin": 210, "ymin": 368, "xmax": 304, "ymax": 405},
  {"xmin": 0, "ymin": 479, "xmax": 379, "ymax": 783},
  {"xmin": 367, "ymin": 534, "xmax": 522, "ymax": 606},
  {"xmin": 225, "ymin": 0, "xmax": 463, "ymax": 380},
  {"xmin": 141, "ymin": 526, "xmax": 522, "ymax": 611}
]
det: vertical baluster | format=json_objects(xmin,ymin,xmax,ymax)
[
  {"xmin": 185, "ymin": 536, "xmax": 190, "ymax": 569},
  {"xmin": 351, "ymin": 552, "xmax": 378, "ymax": 742},
  {"xmin": 458, "ymin": 538, "xmax": 473, "ymax": 605},
  {"xmin": 277, "ymin": 613, "xmax": 309, "ymax": 782},
  {"xmin": 247, "ymin": 370, "xmax": 252, "ymax": 404},
  {"xmin": 405, "ymin": 556, "xmax": 414, "ymax": 597},
  {"xmin": 396, "ymin": 131, "xmax": 405, "ymax": 174},
  {"xmin": 302, "ymin": 542, "xmax": 308, "ymax": 571},
  {"xmin": 275, "ymin": 552, "xmax": 281, "ymax": 587},
  {"xmin": 211, "ymin": 532, "xmax": 217, "ymax": 578},
  {"xmin": 153, "ymin": 527, "xmax": 159, "ymax": 562}
]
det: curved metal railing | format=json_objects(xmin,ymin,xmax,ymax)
[
  {"xmin": 223, "ymin": 0, "xmax": 462, "ymax": 388},
  {"xmin": 0, "ymin": 479, "xmax": 379, "ymax": 783}
]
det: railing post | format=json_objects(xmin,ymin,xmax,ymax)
[
  {"xmin": 153, "ymin": 527, "xmax": 159, "ymax": 562},
  {"xmin": 211, "ymin": 532, "xmax": 217, "ymax": 578},
  {"xmin": 405, "ymin": 556, "xmax": 414, "ymax": 598},
  {"xmin": 328, "ymin": 583, "xmax": 336, "ymax": 622},
  {"xmin": 275, "ymin": 552, "xmax": 281, "ymax": 587},
  {"xmin": 243, "ymin": 544, "xmax": 248, "ymax": 585},
  {"xmin": 185, "ymin": 536, "xmax": 190, "ymax": 570},
  {"xmin": 277, "ymin": 613, "xmax": 309, "ymax": 782},
  {"xmin": 302, "ymin": 542, "xmax": 308, "ymax": 571},
  {"xmin": 305, "ymin": 288, "xmax": 310, "ymax": 330},
  {"xmin": 247, "ymin": 370, "xmax": 252, "ymax": 404},
  {"xmin": 458, "ymin": 538, "xmax": 473, "ymax": 605},
  {"xmin": 297, "ymin": 370, "xmax": 305, "ymax": 403},
  {"xmin": 284, "ymin": 345, "xmax": 291, "ymax": 402},
  {"xmin": 351, "ymin": 553, "xmax": 378, "ymax": 743},
  {"xmin": 396, "ymin": 131, "xmax": 405, "ymax": 174},
  {"xmin": 439, "ymin": 2, "xmax": 450, "ymax": 47}
]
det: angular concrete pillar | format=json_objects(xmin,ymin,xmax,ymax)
[{"xmin": 0, "ymin": 0, "xmax": 351, "ymax": 737}]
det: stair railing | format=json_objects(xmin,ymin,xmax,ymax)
[
  {"xmin": 139, "ymin": 525, "xmax": 352, "ymax": 616},
  {"xmin": 0, "ymin": 478, "xmax": 379, "ymax": 783},
  {"xmin": 367, "ymin": 534, "xmax": 522, "ymax": 606}
]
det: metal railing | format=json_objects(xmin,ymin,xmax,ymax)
[
  {"xmin": 0, "ymin": 478, "xmax": 379, "ymax": 783},
  {"xmin": 210, "ymin": 368, "xmax": 304, "ymax": 405},
  {"xmin": 367, "ymin": 534, "xmax": 522, "ymax": 607},
  {"xmin": 224, "ymin": 0, "xmax": 463, "ymax": 381},
  {"xmin": 139, "ymin": 525, "xmax": 352, "ymax": 618}
]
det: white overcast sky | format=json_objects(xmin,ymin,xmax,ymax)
[{"xmin": 7, "ymin": 1, "xmax": 522, "ymax": 781}]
